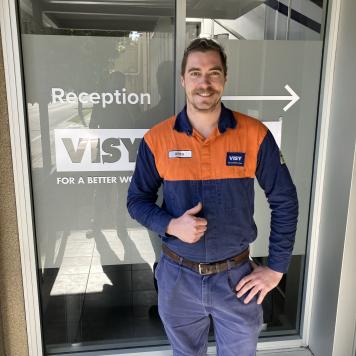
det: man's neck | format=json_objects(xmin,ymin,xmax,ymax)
[{"xmin": 186, "ymin": 103, "xmax": 222, "ymax": 139}]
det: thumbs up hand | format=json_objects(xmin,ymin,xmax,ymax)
[{"xmin": 166, "ymin": 202, "xmax": 208, "ymax": 244}]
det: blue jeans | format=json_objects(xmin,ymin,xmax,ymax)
[{"xmin": 155, "ymin": 253, "xmax": 263, "ymax": 356}]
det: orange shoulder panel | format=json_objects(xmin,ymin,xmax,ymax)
[
  {"xmin": 143, "ymin": 112, "xmax": 268, "ymax": 181},
  {"xmin": 144, "ymin": 116, "xmax": 177, "ymax": 178}
]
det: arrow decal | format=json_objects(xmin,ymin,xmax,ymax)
[{"xmin": 222, "ymin": 85, "xmax": 300, "ymax": 112}]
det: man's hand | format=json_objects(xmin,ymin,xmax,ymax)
[
  {"xmin": 166, "ymin": 202, "xmax": 207, "ymax": 244},
  {"xmin": 235, "ymin": 264, "xmax": 283, "ymax": 304}
]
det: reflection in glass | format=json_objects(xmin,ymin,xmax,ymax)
[{"xmin": 186, "ymin": 0, "xmax": 326, "ymax": 41}]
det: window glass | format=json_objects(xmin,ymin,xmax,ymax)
[
  {"xmin": 186, "ymin": 0, "xmax": 326, "ymax": 337},
  {"xmin": 186, "ymin": 0, "xmax": 324, "ymax": 40},
  {"xmin": 19, "ymin": 0, "xmax": 175, "ymax": 353},
  {"xmin": 18, "ymin": 0, "xmax": 327, "ymax": 353}
]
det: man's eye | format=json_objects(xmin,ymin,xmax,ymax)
[
  {"xmin": 190, "ymin": 72, "xmax": 200, "ymax": 77},
  {"xmin": 210, "ymin": 71, "xmax": 221, "ymax": 76}
]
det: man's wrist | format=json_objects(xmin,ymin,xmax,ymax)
[
  {"xmin": 267, "ymin": 266, "xmax": 283, "ymax": 277},
  {"xmin": 166, "ymin": 218, "xmax": 177, "ymax": 236}
]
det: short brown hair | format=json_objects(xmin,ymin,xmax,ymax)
[{"xmin": 181, "ymin": 38, "xmax": 227, "ymax": 76}]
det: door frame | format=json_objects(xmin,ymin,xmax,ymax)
[{"xmin": 0, "ymin": 0, "xmax": 341, "ymax": 354}]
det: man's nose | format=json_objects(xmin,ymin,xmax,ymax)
[{"xmin": 198, "ymin": 74, "xmax": 211, "ymax": 86}]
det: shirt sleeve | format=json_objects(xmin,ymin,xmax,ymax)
[
  {"xmin": 255, "ymin": 130, "xmax": 299, "ymax": 273},
  {"xmin": 127, "ymin": 137, "xmax": 174, "ymax": 236}
]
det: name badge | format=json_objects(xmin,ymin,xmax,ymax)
[
  {"xmin": 169, "ymin": 150, "xmax": 192, "ymax": 158},
  {"xmin": 226, "ymin": 152, "xmax": 245, "ymax": 166}
]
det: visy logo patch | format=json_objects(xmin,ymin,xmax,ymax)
[{"xmin": 226, "ymin": 152, "xmax": 245, "ymax": 166}]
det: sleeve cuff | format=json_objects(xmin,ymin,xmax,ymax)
[
  {"xmin": 152, "ymin": 213, "xmax": 173, "ymax": 237},
  {"xmin": 267, "ymin": 259, "xmax": 290, "ymax": 274}
]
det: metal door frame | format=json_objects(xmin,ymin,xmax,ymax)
[{"xmin": 0, "ymin": 0, "xmax": 342, "ymax": 354}]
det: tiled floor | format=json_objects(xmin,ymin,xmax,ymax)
[
  {"xmin": 257, "ymin": 349, "xmax": 312, "ymax": 355},
  {"xmin": 53, "ymin": 347, "xmax": 313, "ymax": 356}
]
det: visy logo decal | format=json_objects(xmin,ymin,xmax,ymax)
[{"xmin": 54, "ymin": 129, "xmax": 147, "ymax": 172}]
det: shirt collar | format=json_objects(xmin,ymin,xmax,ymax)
[{"xmin": 173, "ymin": 103, "xmax": 237, "ymax": 136}]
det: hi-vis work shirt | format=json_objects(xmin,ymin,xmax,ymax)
[{"xmin": 127, "ymin": 104, "xmax": 298, "ymax": 273}]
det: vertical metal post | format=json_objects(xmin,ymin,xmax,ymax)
[
  {"xmin": 286, "ymin": 0, "xmax": 292, "ymax": 40},
  {"xmin": 274, "ymin": 6, "xmax": 279, "ymax": 40},
  {"xmin": 175, "ymin": 0, "xmax": 186, "ymax": 114}
]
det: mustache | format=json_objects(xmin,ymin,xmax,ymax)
[{"xmin": 193, "ymin": 89, "xmax": 216, "ymax": 95}]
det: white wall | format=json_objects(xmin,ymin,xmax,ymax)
[{"xmin": 332, "ymin": 144, "xmax": 356, "ymax": 356}]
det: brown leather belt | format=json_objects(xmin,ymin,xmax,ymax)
[{"xmin": 162, "ymin": 244, "xmax": 250, "ymax": 276}]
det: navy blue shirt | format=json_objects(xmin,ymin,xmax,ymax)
[{"xmin": 127, "ymin": 104, "xmax": 298, "ymax": 273}]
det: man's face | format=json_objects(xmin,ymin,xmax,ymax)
[{"xmin": 181, "ymin": 50, "xmax": 226, "ymax": 112}]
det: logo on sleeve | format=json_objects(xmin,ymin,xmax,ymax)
[
  {"xmin": 226, "ymin": 152, "xmax": 245, "ymax": 166},
  {"xmin": 169, "ymin": 150, "xmax": 192, "ymax": 158},
  {"xmin": 279, "ymin": 151, "xmax": 285, "ymax": 165}
]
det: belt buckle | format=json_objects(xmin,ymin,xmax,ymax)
[{"xmin": 198, "ymin": 262, "xmax": 213, "ymax": 275}]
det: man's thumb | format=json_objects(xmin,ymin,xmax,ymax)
[{"xmin": 185, "ymin": 202, "xmax": 202, "ymax": 215}]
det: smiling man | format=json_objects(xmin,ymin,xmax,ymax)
[{"xmin": 127, "ymin": 38, "xmax": 298, "ymax": 356}]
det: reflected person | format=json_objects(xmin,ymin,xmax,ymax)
[
  {"xmin": 88, "ymin": 70, "xmax": 146, "ymax": 267},
  {"xmin": 144, "ymin": 61, "xmax": 174, "ymax": 128},
  {"xmin": 127, "ymin": 38, "xmax": 298, "ymax": 355}
]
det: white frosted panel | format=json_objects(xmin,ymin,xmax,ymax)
[
  {"xmin": 264, "ymin": 121, "xmax": 282, "ymax": 148},
  {"xmin": 22, "ymin": 34, "xmax": 174, "ymax": 268}
]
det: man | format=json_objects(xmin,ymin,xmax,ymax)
[{"xmin": 127, "ymin": 38, "xmax": 298, "ymax": 356}]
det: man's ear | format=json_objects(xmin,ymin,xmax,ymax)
[{"xmin": 180, "ymin": 75, "xmax": 185, "ymax": 88}]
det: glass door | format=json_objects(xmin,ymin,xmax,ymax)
[
  {"xmin": 18, "ymin": 0, "xmax": 175, "ymax": 353},
  {"xmin": 17, "ymin": 0, "xmax": 328, "ymax": 354},
  {"xmin": 184, "ymin": 0, "xmax": 327, "ymax": 338}
]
